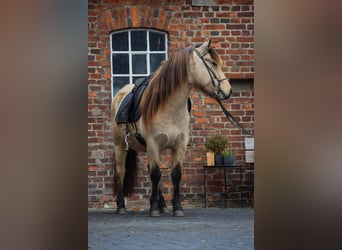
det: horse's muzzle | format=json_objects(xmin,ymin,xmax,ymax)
[
  {"xmin": 220, "ymin": 89, "xmax": 232, "ymax": 100},
  {"xmin": 226, "ymin": 89, "xmax": 232, "ymax": 99}
]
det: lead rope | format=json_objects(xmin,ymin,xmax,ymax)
[{"xmin": 215, "ymin": 97, "xmax": 254, "ymax": 136}]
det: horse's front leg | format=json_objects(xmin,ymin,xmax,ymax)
[
  {"xmin": 147, "ymin": 135, "xmax": 170, "ymax": 216},
  {"xmin": 171, "ymin": 133, "xmax": 188, "ymax": 217},
  {"xmin": 148, "ymin": 164, "xmax": 170, "ymax": 215},
  {"xmin": 148, "ymin": 161, "xmax": 161, "ymax": 217},
  {"xmin": 171, "ymin": 163, "xmax": 184, "ymax": 217}
]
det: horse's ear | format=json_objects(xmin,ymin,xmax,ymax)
[
  {"xmin": 208, "ymin": 38, "xmax": 212, "ymax": 48},
  {"xmin": 203, "ymin": 39, "xmax": 212, "ymax": 48},
  {"xmin": 198, "ymin": 39, "xmax": 212, "ymax": 54}
]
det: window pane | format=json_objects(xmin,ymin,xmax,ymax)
[
  {"xmin": 150, "ymin": 31, "xmax": 165, "ymax": 51},
  {"xmin": 131, "ymin": 31, "xmax": 147, "ymax": 51},
  {"xmin": 112, "ymin": 54, "xmax": 129, "ymax": 74},
  {"xmin": 150, "ymin": 54, "xmax": 165, "ymax": 73},
  {"xmin": 132, "ymin": 54, "xmax": 147, "ymax": 74},
  {"xmin": 112, "ymin": 32, "xmax": 128, "ymax": 51},
  {"xmin": 113, "ymin": 77, "xmax": 129, "ymax": 94}
]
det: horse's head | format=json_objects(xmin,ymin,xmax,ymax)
[{"xmin": 191, "ymin": 39, "xmax": 232, "ymax": 100}]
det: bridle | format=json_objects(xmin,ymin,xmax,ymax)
[
  {"xmin": 194, "ymin": 48, "xmax": 254, "ymax": 136},
  {"xmin": 194, "ymin": 48, "xmax": 230, "ymax": 99}
]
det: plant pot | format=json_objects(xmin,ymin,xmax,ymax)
[
  {"xmin": 223, "ymin": 156, "xmax": 235, "ymax": 166},
  {"xmin": 214, "ymin": 154, "xmax": 224, "ymax": 165},
  {"xmin": 206, "ymin": 152, "xmax": 215, "ymax": 166}
]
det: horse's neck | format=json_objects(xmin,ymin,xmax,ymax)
[{"xmin": 165, "ymin": 84, "xmax": 191, "ymax": 113}]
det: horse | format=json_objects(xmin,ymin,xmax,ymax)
[{"xmin": 110, "ymin": 39, "xmax": 232, "ymax": 217}]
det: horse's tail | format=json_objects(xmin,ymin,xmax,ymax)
[{"xmin": 123, "ymin": 149, "xmax": 137, "ymax": 196}]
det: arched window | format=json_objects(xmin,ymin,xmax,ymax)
[{"xmin": 110, "ymin": 29, "xmax": 168, "ymax": 97}]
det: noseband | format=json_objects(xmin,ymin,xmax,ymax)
[{"xmin": 194, "ymin": 49, "xmax": 229, "ymax": 99}]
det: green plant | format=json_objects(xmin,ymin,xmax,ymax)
[
  {"xmin": 205, "ymin": 135, "xmax": 228, "ymax": 154},
  {"xmin": 222, "ymin": 150, "xmax": 233, "ymax": 157}
]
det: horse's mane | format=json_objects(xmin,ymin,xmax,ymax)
[
  {"xmin": 141, "ymin": 46, "xmax": 194, "ymax": 128},
  {"xmin": 140, "ymin": 45, "xmax": 222, "ymax": 129}
]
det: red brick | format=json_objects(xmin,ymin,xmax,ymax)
[
  {"xmin": 237, "ymin": 37, "xmax": 254, "ymax": 42},
  {"xmin": 204, "ymin": 24, "xmax": 226, "ymax": 30},
  {"xmin": 88, "ymin": 165, "xmax": 102, "ymax": 171},
  {"xmin": 226, "ymin": 24, "xmax": 246, "ymax": 29},
  {"xmin": 158, "ymin": 9, "xmax": 166, "ymax": 29},
  {"xmin": 216, "ymin": 12, "xmax": 232, "ymax": 18},
  {"xmin": 88, "ymin": 62, "xmax": 99, "ymax": 67},
  {"xmin": 184, "ymin": 12, "xmax": 202, "ymax": 18},
  {"xmin": 132, "ymin": 6, "xmax": 138, "ymax": 27},
  {"xmin": 169, "ymin": 24, "xmax": 189, "ymax": 30},
  {"xmin": 237, "ymin": 12, "xmax": 254, "ymax": 17},
  {"xmin": 88, "ymin": 10, "xmax": 101, "ymax": 16},
  {"xmin": 88, "ymin": 92, "xmax": 97, "ymax": 98},
  {"xmin": 204, "ymin": 98, "xmax": 217, "ymax": 104},
  {"xmin": 196, "ymin": 117, "xmax": 207, "ymax": 123}
]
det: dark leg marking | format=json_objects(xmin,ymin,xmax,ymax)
[
  {"xmin": 149, "ymin": 164, "xmax": 161, "ymax": 217},
  {"xmin": 171, "ymin": 164, "xmax": 184, "ymax": 217},
  {"xmin": 115, "ymin": 177, "xmax": 126, "ymax": 214}
]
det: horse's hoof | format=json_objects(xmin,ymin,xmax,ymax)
[
  {"xmin": 150, "ymin": 210, "xmax": 161, "ymax": 217},
  {"xmin": 116, "ymin": 208, "xmax": 127, "ymax": 215},
  {"xmin": 173, "ymin": 209, "xmax": 185, "ymax": 217},
  {"xmin": 160, "ymin": 206, "xmax": 170, "ymax": 214}
]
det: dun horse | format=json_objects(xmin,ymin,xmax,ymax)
[{"xmin": 111, "ymin": 39, "xmax": 232, "ymax": 216}]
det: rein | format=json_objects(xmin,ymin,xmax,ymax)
[{"xmin": 215, "ymin": 96, "xmax": 254, "ymax": 136}]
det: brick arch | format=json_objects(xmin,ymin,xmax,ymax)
[{"xmin": 105, "ymin": 6, "xmax": 170, "ymax": 32}]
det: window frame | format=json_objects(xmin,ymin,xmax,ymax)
[{"xmin": 110, "ymin": 29, "xmax": 168, "ymax": 98}]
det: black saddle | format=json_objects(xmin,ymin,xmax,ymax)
[{"xmin": 115, "ymin": 77, "xmax": 150, "ymax": 124}]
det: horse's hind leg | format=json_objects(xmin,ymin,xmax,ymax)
[{"xmin": 113, "ymin": 145, "xmax": 127, "ymax": 214}]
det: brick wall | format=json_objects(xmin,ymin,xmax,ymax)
[{"xmin": 88, "ymin": 0, "xmax": 254, "ymax": 209}]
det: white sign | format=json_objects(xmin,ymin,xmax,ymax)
[
  {"xmin": 245, "ymin": 138, "xmax": 254, "ymax": 150},
  {"xmin": 245, "ymin": 151, "xmax": 254, "ymax": 163}
]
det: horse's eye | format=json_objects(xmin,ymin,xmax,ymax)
[{"xmin": 212, "ymin": 62, "xmax": 217, "ymax": 67}]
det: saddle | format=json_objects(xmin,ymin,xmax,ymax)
[{"xmin": 115, "ymin": 77, "xmax": 150, "ymax": 124}]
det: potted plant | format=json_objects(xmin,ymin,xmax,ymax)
[
  {"xmin": 222, "ymin": 150, "xmax": 235, "ymax": 166},
  {"xmin": 205, "ymin": 135, "xmax": 228, "ymax": 165}
]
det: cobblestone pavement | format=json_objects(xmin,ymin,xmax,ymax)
[{"xmin": 88, "ymin": 208, "xmax": 254, "ymax": 250}]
